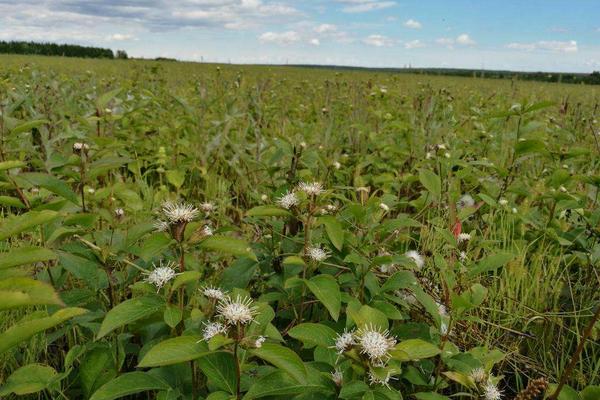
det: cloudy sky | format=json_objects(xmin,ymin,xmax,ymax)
[{"xmin": 1, "ymin": 0, "xmax": 599, "ymax": 72}]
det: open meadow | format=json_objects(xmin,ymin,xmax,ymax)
[{"xmin": 0, "ymin": 55, "xmax": 599, "ymax": 400}]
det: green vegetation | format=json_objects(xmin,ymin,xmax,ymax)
[
  {"xmin": 0, "ymin": 41, "xmax": 123, "ymax": 59},
  {"xmin": 0, "ymin": 54, "xmax": 599, "ymax": 400}
]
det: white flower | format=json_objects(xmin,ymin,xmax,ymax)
[
  {"xmin": 444, "ymin": 152, "xmax": 451, "ymax": 158},
  {"xmin": 483, "ymin": 383, "xmax": 502, "ymax": 400},
  {"xmin": 457, "ymin": 233, "xmax": 471, "ymax": 243},
  {"xmin": 254, "ymin": 336, "xmax": 266, "ymax": 348},
  {"xmin": 356, "ymin": 186, "xmax": 370, "ymax": 193},
  {"xmin": 356, "ymin": 325, "xmax": 396, "ymax": 366},
  {"xmin": 307, "ymin": 246, "xmax": 329, "ymax": 262},
  {"xmin": 379, "ymin": 203, "xmax": 390, "ymax": 212},
  {"xmin": 498, "ymin": 199, "xmax": 508, "ymax": 206},
  {"xmin": 161, "ymin": 201, "xmax": 199, "ymax": 223},
  {"xmin": 216, "ymin": 295, "xmax": 258, "ymax": 325},
  {"xmin": 437, "ymin": 303, "xmax": 448, "ymax": 318},
  {"xmin": 440, "ymin": 321, "xmax": 449, "ymax": 336},
  {"xmin": 436, "ymin": 144, "xmax": 447, "ymax": 150},
  {"xmin": 457, "ymin": 194, "xmax": 475, "ymax": 209},
  {"xmin": 202, "ymin": 225, "xmax": 213, "ymax": 236},
  {"xmin": 144, "ymin": 261, "xmax": 179, "ymax": 290},
  {"xmin": 368, "ymin": 370, "xmax": 394, "ymax": 388},
  {"xmin": 277, "ymin": 191, "xmax": 299, "ymax": 209},
  {"xmin": 559, "ymin": 186, "xmax": 567, "ymax": 193},
  {"xmin": 73, "ymin": 142, "xmax": 89, "ymax": 151},
  {"xmin": 200, "ymin": 202, "xmax": 215, "ymax": 213},
  {"xmin": 512, "ymin": 207, "xmax": 518, "ymax": 214},
  {"xmin": 297, "ymin": 181, "xmax": 324, "ymax": 196},
  {"xmin": 470, "ymin": 368, "xmax": 487, "ymax": 384},
  {"xmin": 202, "ymin": 286, "xmax": 227, "ymax": 301},
  {"xmin": 331, "ymin": 370, "xmax": 343, "ymax": 386},
  {"xmin": 426, "ymin": 151, "xmax": 433, "ymax": 160},
  {"xmin": 201, "ymin": 321, "xmax": 227, "ymax": 342},
  {"xmin": 87, "ymin": 188, "xmax": 95, "ymax": 194},
  {"xmin": 334, "ymin": 330, "xmax": 355, "ymax": 354},
  {"xmin": 154, "ymin": 220, "xmax": 169, "ymax": 232},
  {"xmin": 261, "ymin": 194, "xmax": 268, "ymax": 201},
  {"xmin": 405, "ymin": 250, "xmax": 424, "ymax": 269},
  {"xmin": 114, "ymin": 208, "xmax": 125, "ymax": 217},
  {"xmin": 459, "ymin": 251, "xmax": 467, "ymax": 261},
  {"xmin": 299, "ymin": 141, "xmax": 307, "ymax": 148},
  {"xmin": 333, "ymin": 161, "xmax": 341, "ymax": 170}
]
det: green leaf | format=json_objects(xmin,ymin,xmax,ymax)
[
  {"xmin": 380, "ymin": 271, "xmax": 417, "ymax": 292},
  {"xmin": 19, "ymin": 172, "xmax": 79, "ymax": 204},
  {"xmin": 247, "ymin": 205, "xmax": 291, "ymax": 217},
  {"xmin": 138, "ymin": 336, "xmax": 209, "ymax": 367},
  {"xmin": 0, "ymin": 307, "xmax": 87, "ymax": 355},
  {"xmin": 89, "ymin": 372, "xmax": 171, "ymax": 400},
  {"xmin": 413, "ymin": 393, "xmax": 450, "ymax": 400},
  {"xmin": 0, "ymin": 278, "xmax": 63, "ymax": 310},
  {"xmin": 97, "ymin": 296, "xmax": 165, "ymax": 339},
  {"xmin": 390, "ymin": 339, "xmax": 440, "ymax": 361},
  {"xmin": 0, "ymin": 160, "xmax": 26, "ymax": 171},
  {"xmin": 0, "ymin": 210, "xmax": 59, "ymax": 241},
  {"xmin": 165, "ymin": 170, "xmax": 185, "ymax": 188},
  {"xmin": 515, "ymin": 139, "xmax": 547, "ymax": 157},
  {"xmin": 136, "ymin": 233, "xmax": 172, "ymax": 262},
  {"xmin": 0, "ymin": 363, "xmax": 57, "ymax": 396},
  {"xmin": 347, "ymin": 305, "xmax": 388, "ymax": 330},
  {"xmin": 418, "ymin": 169, "xmax": 441, "ymax": 200},
  {"xmin": 250, "ymin": 343, "xmax": 307, "ymax": 383},
  {"xmin": 244, "ymin": 370, "xmax": 315, "ymax": 400},
  {"xmin": 319, "ymin": 215, "xmax": 344, "ymax": 251},
  {"xmin": 0, "ymin": 195, "xmax": 25, "ymax": 208},
  {"xmin": 305, "ymin": 274, "xmax": 341, "ymax": 321},
  {"xmin": 468, "ymin": 252, "xmax": 515, "ymax": 277},
  {"xmin": 200, "ymin": 235, "xmax": 257, "ymax": 261},
  {"xmin": 171, "ymin": 271, "xmax": 200, "ymax": 291},
  {"xmin": 163, "ymin": 305, "xmax": 182, "ymax": 328},
  {"xmin": 547, "ymin": 384, "xmax": 581, "ymax": 400},
  {"xmin": 288, "ymin": 323, "xmax": 337, "ymax": 348},
  {"xmin": 197, "ymin": 352, "xmax": 237, "ymax": 394},
  {"xmin": 96, "ymin": 88, "xmax": 121, "ymax": 109},
  {"xmin": 9, "ymin": 119, "xmax": 49, "ymax": 135},
  {"xmin": 581, "ymin": 386, "xmax": 600, "ymax": 400},
  {"xmin": 0, "ymin": 247, "xmax": 56, "ymax": 270}
]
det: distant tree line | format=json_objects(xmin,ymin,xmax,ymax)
[
  {"xmin": 0, "ymin": 41, "xmax": 127, "ymax": 59},
  {"xmin": 292, "ymin": 64, "xmax": 600, "ymax": 85}
]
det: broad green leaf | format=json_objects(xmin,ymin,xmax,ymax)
[
  {"xmin": 0, "ymin": 160, "xmax": 26, "ymax": 171},
  {"xmin": 197, "ymin": 352, "xmax": 237, "ymax": 394},
  {"xmin": 171, "ymin": 271, "xmax": 200, "ymax": 291},
  {"xmin": 468, "ymin": 252, "xmax": 515, "ymax": 277},
  {"xmin": 418, "ymin": 169, "xmax": 441, "ymax": 200},
  {"xmin": 288, "ymin": 323, "xmax": 337, "ymax": 348},
  {"xmin": 305, "ymin": 274, "xmax": 341, "ymax": 321},
  {"xmin": 390, "ymin": 339, "xmax": 440, "ymax": 361},
  {"xmin": 97, "ymin": 296, "xmax": 165, "ymax": 339},
  {"xmin": 96, "ymin": 88, "xmax": 121, "ymax": 109},
  {"xmin": 250, "ymin": 343, "xmax": 307, "ymax": 383},
  {"xmin": 442, "ymin": 371, "xmax": 476, "ymax": 389},
  {"xmin": 0, "ymin": 195, "xmax": 25, "ymax": 208},
  {"xmin": 10, "ymin": 119, "xmax": 49, "ymax": 135},
  {"xmin": 282, "ymin": 256, "xmax": 305, "ymax": 267},
  {"xmin": 244, "ymin": 370, "xmax": 314, "ymax": 400},
  {"xmin": 413, "ymin": 393, "xmax": 450, "ymax": 400},
  {"xmin": 581, "ymin": 386, "xmax": 600, "ymax": 400},
  {"xmin": 0, "ymin": 247, "xmax": 56, "ymax": 270},
  {"xmin": 0, "ymin": 210, "xmax": 59, "ymax": 241},
  {"xmin": 165, "ymin": 170, "xmax": 185, "ymax": 188},
  {"xmin": 163, "ymin": 305, "xmax": 182, "ymax": 328},
  {"xmin": 0, "ymin": 363, "xmax": 57, "ymax": 396},
  {"xmin": 547, "ymin": 384, "xmax": 581, "ymax": 400},
  {"xmin": 0, "ymin": 277, "xmax": 63, "ymax": 310},
  {"xmin": 89, "ymin": 372, "xmax": 171, "ymax": 400},
  {"xmin": 515, "ymin": 139, "xmax": 547, "ymax": 157},
  {"xmin": 347, "ymin": 305, "xmax": 388, "ymax": 330},
  {"xmin": 0, "ymin": 307, "xmax": 87, "ymax": 355},
  {"xmin": 136, "ymin": 233, "xmax": 172, "ymax": 262},
  {"xmin": 200, "ymin": 235, "xmax": 257, "ymax": 261},
  {"xmin": 319, "ymin": 215, "xmax": 344, "ymax": 251},
  {"xmin": 138, "ymin": 336, "xmax": 209, "ymax": 367},
  {"xmin": 380, "ymin": 271, "xmax": 417, "ymax": 292},
  {"xmin": 247, "ymin": 205, "xmax": 291, "ymax": 217},
  {"xmin": 19, "ymin": 172, "xmax": 79, "ymax": 204}
]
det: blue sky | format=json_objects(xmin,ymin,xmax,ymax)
[{"xmin": 1, "ymin": 0, "xmax": 599, "ymax": 72}]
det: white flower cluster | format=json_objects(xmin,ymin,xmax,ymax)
[
  {"xmin": 277, "ymin": 191, "xmax": 299, "ymax": 209},
  {"xmin": 201, "ymin": 285, "xmax": 227, "ymax": 301},
  {"xmin": 297, "ymin": 181, "xmax": 324, "ymax": 196},
  {"xmin": 216, "ymin": 295, "xmax": 258, "ymax": 325},
  {"xmin": 201, "ymin": 321, "xmax": 227, "ymax": 342},
  {"xmin": 306, "ymin": 246, "xmax": 329, "ymax": 262},
  {"xmin": 405, "ymin": 250, "xmax": 425, "ymax": 269},
  {"xmin": 457, "ymin": 194, "xmax": 475, "ymax": 209},
  {"xmin": 334, "ymin": 325, "xmax": 396, "ymax": 368},
  {"xmin": 469, "ymin": 368, "xmax": 502, "ymax": 400},
  {"xmin": 161, "ymin": 201, "xmax": 200, "ymax": 223},
  {"xmin": 73, "ymin": 142, "xmax": 90, "ymax": 152},
  {"xmin": 144, "ymin": 261, "xmax": 179, "ymax": 290}
]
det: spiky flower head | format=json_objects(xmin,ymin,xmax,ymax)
[
  {"xmin": 334, "ymin": 329, "xmax": 355, "ymax": 354},
  {"xmin": 161, "ymin": 201, "xmax": 199, "ymax": 223},
  {"xmin": 297, "ymin": 181, "xmax": 324, "ymax": 196},
  {"xmin": 144, "ymin": 261, "xmax": 179, "ymax": 290},
  {"xmin": 201, "ymin": 285, "xmax": 227, "ymax": 301},
  {"xmin": 200, "ymin": 202, "xmax": 215, "ymax": 213},
  {"xmin": 457, "ymin": 194, "xmax": 475, "ymax": 209},
  {"xmin": 201, "ymin": 321, "xmax": 227, "ymax": 342},
  {"xmin": 202, "ymin": 225, "xmax": 214, "ymax": 236},
  {"xmin": 277, "ymin": 191, "xmax": 299, "ymax": 209},
  {"xmin": 457, "ymin": 233, "xmax": 471, "ymax": 243},
  {"xmin": 331, "ymin": 370, "xmax": 343, "ymax": 386},
  {"xmin": 307, "ymin": 246, "xmax": 329, "ymax": 262},
  {"xmin": 379, "ymin": 203, "xmax": 390, "ymax": 212},
  {"xmin": 405, "ymin": 250, "xmax": 425, "ymax": 269},
  {"xmin": 483, "ymin": 383, "xmax": 502, "ymax": 400},
  {"xmin": 154, "ymin": 219, "xmax": 169, "ymax": 232},
  {"xmin": 216, "ymin": 295, "xmax": 258, "ymax": 325},
  {"xmin": 73, "ymin": 142, "xmax": 89, "ymax": 152},
  {"xmin": 114, "ymin": 208, "xmax": 125, "ymax": 218},
  {"xmin": 333, "ymin": 161, "xmax": 341, "ymax": 170},
  {"xmin": 254, "ymin": 336, "xmax": 266, "ymax": 348},
  {"xmin": 356, "ymin": 324, "xmax": 397, "ymax": 366},
  {"xmin": 470, "ymin": 367, "xmax": 487, "ymax": 384},
  {"xmin": 498, "ymin": 198, "xmax": 508, "ymax": 206},
  {"xmin": 368, "ymin": 370, "xmax": 394, "ymax": 388}
]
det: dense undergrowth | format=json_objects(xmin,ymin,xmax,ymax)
[{"xmin": 0, "ymin": 55, "xmax": 599, "ymax": 400}]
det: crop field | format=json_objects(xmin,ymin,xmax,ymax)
[{"xmin": 0, "ymin": 54, "xmax": 599, "ymax": 400}]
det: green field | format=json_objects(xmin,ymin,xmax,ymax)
[{"xmin": 0, "ymin": 54, "xmax": 599, "ymax": 400}]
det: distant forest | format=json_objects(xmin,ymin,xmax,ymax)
[
  {"xmin": 291, "ymin": 64, "xmax": 600, "ymax": 85},
  {"xmin": 0, "ymin": 41, "xmax": 127, "ymax": 59}
]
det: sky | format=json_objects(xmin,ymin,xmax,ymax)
[{"xmin": 1, "ymin": 0, "xmax": 600, "ymax": 72}]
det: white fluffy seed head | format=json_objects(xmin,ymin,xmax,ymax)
[
  {"xmin": 405, "ymin": 250, "xmax": 425, "ymax": 269},
  {"xmin": 216, "ymin": 295, "xmax": 258, "ymax": 325},
  {"xmin": 457, "ymin": 194, "xmax": 475, "ymax": 209},
  {"xmin": 498, "ymin": 198, "xmax": 508, "ymax": 206},
  {"xmin": 297, "ymin": 181, "xmax": 324, "ymax": 196},
  {"xmin": 333, "ymin": 161, "xmax": 341, "ymax": 170},
  {"xmin": 144, "ymin": 261, "xmax": 178, "ymax": 290},
  {"xmin": 483, "ymin": 383, "xmax": 502, "ymax": 400},
  {"xmin": 277, "ymin": 191, "xmax": 299, "ymax": 209},
  {"xmin": 161, "ymin": 201, "xmax": 199, "ymax": 223},
  {"xmin": 457, "ymin": 233, "xmax": 471, "ymax": 243},
  {"xmin": 307, "ymin": 246, "xmax": 329, "ymax": 262},
  {"xmin": 470, "ymin": 367, "xmax": 487, "ymax": 384},
  {"xmin": 201, "ymin": 321, "xmax": 227, "ymax": 341},
  {"xmin": 356, "ymin": 325, "xmax": 396, "ymax": 366},
  {"xmin": 334, "ymin": 330, "xmax": 355, "ymax": 354},
  {"xmin": 202, "ymin": 286, "xmax": 227, "ymax": 301}
]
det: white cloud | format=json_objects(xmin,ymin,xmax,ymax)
[
  {"xmin": 309, "ymin": 38, "xmax": 320, "ymax": 46},
  {"xmin": 363, "ymin": 34, "xmax": 394, "ymax": 47},
  {"xmin": 456, "ymin": 33, "xmax": 475, "ymax": 46},
  {"xmin": 337, "ymin": 0, "xmax": 396, "ymax": 13},
  {"xmin": 506, "ymin": 40, "xmax": 578, "ymax": 53},
  {"xmin": 314, "ymin": 24, "xmax": 337, "ymax": 34},
  {"xmin": 404, "ymin": 19, "xmax": 422, "ymax": 29},
  {"xmin": 436, "ymin": 37, "xmax": 455, "ymax": 48},
  {"xmin": 405, "ymin": 39, "xmax": 424, "ymax": 49},
  {"xmin": 107, "ymin": 33, "xmax": 135, "ymax": 41},
  {"xmin": 258, "ymin": 31, "xmax": 300, "ymax": 45}
]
